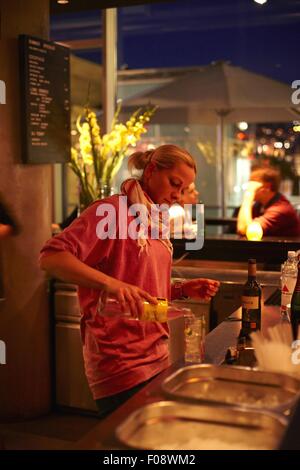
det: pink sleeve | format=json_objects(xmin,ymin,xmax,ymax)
[{"xmin": 40, "ymin": 203, "xmax": 115, "ymax": 268}]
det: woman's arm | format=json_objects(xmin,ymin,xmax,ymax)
[
  {"xmin": 40, "ymin": 251, "xmax": 110, "ymax": 289},
  {"xmin": 39, "ymin": 251, "xmax": 157, "ymax": 317}
]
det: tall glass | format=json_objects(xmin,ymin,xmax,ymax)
[{"xmin": 184, "ymin": 313, "xmax": 206, "ymax": 363}]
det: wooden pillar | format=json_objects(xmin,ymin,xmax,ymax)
[
  {"xmin": 0, "ymin": 0, "xmax": 52, "ymax": 419},
  {"xmin": 102, "ymin": 8, "xmax": 117, "ymax": 133}
]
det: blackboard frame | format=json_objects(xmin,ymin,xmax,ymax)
[{"xmin": 19, "ymin": 34, "xmax": 71, "ymax": 164}]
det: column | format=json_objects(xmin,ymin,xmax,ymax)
[{"xmin": 0, "ymin": 0, "xmax": 52, "ymax": 419}]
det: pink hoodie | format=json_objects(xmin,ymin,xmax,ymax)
[{"xmin": 40, "ymin": 195, "xmax": 172, "ymax": 399}]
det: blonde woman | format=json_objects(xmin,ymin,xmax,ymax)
[{"xmin": 40, "ymin": 144, "xmax": 219, "ymax": 417}]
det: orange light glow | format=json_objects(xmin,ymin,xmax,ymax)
[{"xmin": 246, "ymin": 222, "xmax": 263, "ymax": 241}]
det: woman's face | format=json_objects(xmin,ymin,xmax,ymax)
[
  {"xmin": 181, "ymin": 182, "xmax": 199, "ymax": 205},
  {"xmin": 143, "ymin": 162, "xmax": 196, "ymax": 206}
]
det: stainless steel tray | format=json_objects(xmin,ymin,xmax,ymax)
[
  {"xmin": 162, "ymin": 364, "xmax": 300, "ymax": 412},
  {"xmin": 116, "ymin": 400, "xmax": 286, "ymax": 450}
]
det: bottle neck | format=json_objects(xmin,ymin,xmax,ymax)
[{"xmin": 248, "ymin": 263, "xmax": 257, "ymax": 280}]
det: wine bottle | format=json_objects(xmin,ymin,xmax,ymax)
[
  {"xmin": 240, "ymin": 259, "xmax": 262, "ymax": 338},
  {"xmin": 290, "ymin": 261, "xmax": 300, "ymax": 340}
]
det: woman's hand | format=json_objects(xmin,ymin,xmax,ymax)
[
  {"xmin": 103, "ymin": 277, "xmax": 158, "ymax": 318},
  {"xmin": 182, "ymin": 278, "xmax": 220, "ymax": 301}
]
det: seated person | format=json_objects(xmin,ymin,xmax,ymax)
[
  {"xmin": 169, "ymin": 182, "xmax": 200, "ymax": 238},
  {"xmin": 0, "ymin": 195, "xmax": 19, "ymax": 300},
  {"xmin": 237, "ymin": 168, "xmax": 300, "ymax": 237}
]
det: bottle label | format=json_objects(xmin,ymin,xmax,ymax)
[
  {"xmin": 98, "ymin": 297, "xmax": 169, "ymax": 322},
  {"xmin": 281, "ymin": 292, "xmax": 292, "ymax": 308},
  {"xmin": 141, "ymin": 298, "xmax": 168, "ymax": 322},
  {"xmin": 282, "ymin": 277, "xmax": 297, "ymax": 294},
  {"xmin": 242, "ymin": 296, "xmax": 259, "ymax": 309}
]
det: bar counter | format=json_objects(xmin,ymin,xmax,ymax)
[
  {"xmin": 172, "ymin": 235, "xmax": 300, "ymax": 268},
  {"xmin": 74, "ymin": 286, "xmax": 283, "ymax": 450}
]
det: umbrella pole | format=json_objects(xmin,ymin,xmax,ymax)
[{"xmin": 217, "ymin": 113, "xmax": 226, "ymax": 218}]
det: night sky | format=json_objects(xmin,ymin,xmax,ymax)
[{"xmin": 51, "ymin": 0, "xmax": 300, "ymax": 84}]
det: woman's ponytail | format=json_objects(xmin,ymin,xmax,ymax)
[{"xmin": 128, "ymin": 149, "xmax": 155, "ymax": 171}]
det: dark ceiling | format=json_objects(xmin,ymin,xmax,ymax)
[{"xmin": 50, "ymin": 0, "xmax": 173, "ymax": 14}]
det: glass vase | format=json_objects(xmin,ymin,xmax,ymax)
[{"xmin": 78, "ymin": 191, "xmax": 93, "ymax": 215}]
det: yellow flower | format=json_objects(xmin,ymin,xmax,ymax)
[
  {"xmin": 87, "ymin": 111, "xmax": 96, "ymax": 119},
  {"xmin": 82, "ymin": 154, "xmax": 93, "ymax": 165},
  {"xmin": 82, "ymin": 122, "xmax": 90, "ymax": 132},
  {"xmin": 70, "ymin": 103, "xmax": 157, "ymax": 207},
  {"xmin": 93, "ymin": 136, "xmax": 101, "ymax": 145},
  {"xmin": 91, "ymin": 126, "xmax": 100, "ymax": 137}
]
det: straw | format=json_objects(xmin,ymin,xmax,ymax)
[{"xmin": 251, "ymin": 323, "xmax": 300, "ymax": 377}]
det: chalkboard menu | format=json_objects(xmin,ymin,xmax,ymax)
[{"xmin": 19, "ymin": 35, "xmax": 70, "ymax": 164}]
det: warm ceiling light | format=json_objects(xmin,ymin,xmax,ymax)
[
  {"xmin": 237, "ymin": 121, "xmax": 248, "ymax": 131},
  {"xmin": 57, "ymin": 0, "xmax": 69, "ymax": 4}
]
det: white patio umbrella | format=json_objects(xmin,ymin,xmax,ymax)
[{"xmin": 125, "ymin": 61, "xmax": 300, "ymax": 216}]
